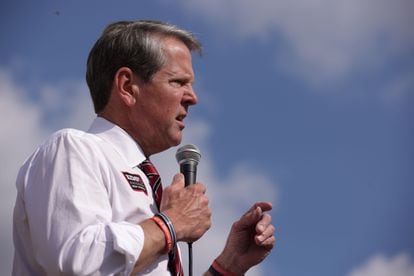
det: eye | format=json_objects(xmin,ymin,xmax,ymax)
[{"xmin": 170, "ymin": 79, "xmax": 185, "ymax": 88}]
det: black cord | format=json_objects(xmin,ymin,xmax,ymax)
[{"xmin": 188, "ymin": 242, "xmax": 193, "ymax": 276}]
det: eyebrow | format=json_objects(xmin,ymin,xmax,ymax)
[{"xmin": 164, "ymin": 70, "xmax": 195, "ymax": 82}]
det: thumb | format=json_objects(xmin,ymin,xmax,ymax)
[
  {"xmin": 171, "ymin": 173, "xmax": 185, "ymax": 188},
  {"xmin": 237, "ymin": 205, "xmax": 262, "ymax": 229}
]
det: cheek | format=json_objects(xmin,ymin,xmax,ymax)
[
  {"xmin": 153, "ymin": 91, "xmax": 182, "ymax": 120},
  {"xmin": 162, "ymin": 97, "xmax": 181, "ymax": 115},
  {"xmin": 154, "ymin": 104, "xmax": 176, "ymax": 125}
]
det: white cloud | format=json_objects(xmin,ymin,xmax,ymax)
[
  {"xmin": 0, "ymin": 66, "xmax": 94, "ymax": 275},
  {"xmin": 171, "ymin": 0, "xmax": 414, "ymax": 87},
  {"xmin": 347, "ymin": 253, "xmax": 414, "ymax": 276},
  {"xmin": 153, "ymin": 120, "xmax": 278, "ymax": 276},
  {"xmin": 0, "ymin": 66, "xmax": 278, "ymax": 276},
  {"xmin": 37, "ymin": 80, "xmax": 95, "ymax": 130},
  {"xmin": 0, "ymin": 68, "xmax": 47, "ymax": 274}
]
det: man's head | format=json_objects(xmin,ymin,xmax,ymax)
[
  {"xmin": 86, "ymin": 20, "xmax": 201, "ymax": 156},
  {"xmin": 86, "ymin": 20, "xmax": 202, "ymax": 113}
]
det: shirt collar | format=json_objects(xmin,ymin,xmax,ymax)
[{"xmin": 87, "ymin": 116, "xmax": 146, "ymax": 167}]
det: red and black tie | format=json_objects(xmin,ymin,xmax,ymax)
[{"xmin": 139, "ymin": 159, "xmax": 184, "ymax": 276}]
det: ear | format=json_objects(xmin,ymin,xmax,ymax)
[{"xmin": 114, "ymin": 67, "xmax": 139, "ymax": 107}]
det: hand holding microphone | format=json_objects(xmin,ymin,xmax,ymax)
[{"xmin": 159, "ymin": 144, "xmax": 211, "ymax": 243}]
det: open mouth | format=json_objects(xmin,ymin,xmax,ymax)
[{"xmin": 176, "ymin": 114, "xmax": 186, "ymax": 129}]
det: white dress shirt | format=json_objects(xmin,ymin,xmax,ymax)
[{"xmin": 13, "ymin": 117, "xmax": 171, "ymax": 275}]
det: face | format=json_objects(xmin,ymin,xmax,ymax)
[{"xmin": 130, "ymin": 37, "xmax": 198, "ymax": 156}]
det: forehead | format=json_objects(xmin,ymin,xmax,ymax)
[
  {"xmin": 158, "ymin": 37, "xmax": 194, "ymax": 75},
  {"xmin": 161, "ymin": 36, "xmax": 192, "ymax": 57}
]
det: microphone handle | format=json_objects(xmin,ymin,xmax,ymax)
[
  {"xmin": 179, "ymin": 162, "xmax": 197, "ymax": 276},
  {"xmin": 180, "ymin": 163, "xmax": 197, "ymax": 187}
]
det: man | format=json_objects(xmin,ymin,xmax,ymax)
[{"xmin": 13, "ymin": 20, "xmax": 276, "ymax": 275}]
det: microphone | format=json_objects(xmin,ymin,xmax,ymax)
[
  {"xmin": 175, "ymin": 144, "xmax": 201, "ymax": 187},
  {"xmin": 176, "ymin": 144, "xmax": 201, "ymax": 276}
]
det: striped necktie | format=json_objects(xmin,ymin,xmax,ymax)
[{"xmin": 139, "ymin": 159, "xmax": 184, "ymax": 276}]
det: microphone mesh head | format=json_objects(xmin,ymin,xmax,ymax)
[{"xmin": 176, "ymin": 144, "xmax": 201, "ymax": 165}]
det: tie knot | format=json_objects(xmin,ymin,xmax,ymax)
[{"xmin": 139, "ymin": 159, "xmax": 159, "ymax": 176}]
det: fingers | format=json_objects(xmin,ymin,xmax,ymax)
[
  {"xmin": 187, "ymin": 182, "xmax": 206, "ymax": 195},
  {"xmin": 237, "ymin": 201, "xmax": 272, "ymax": 228},
  {"xmin": 256, "ymin": 233, "xmax": 276, "ymax": 249},
  {"xmin": 162, "ymin": 175, "xmax": 210, "ymax": 242},
  {"xmin": 170, "ymin": 173, "xmax": 206, "ymax": 194},
  {"xmin": 255, "ymin": 213, "xmax": 276, "ymax": 248},
  {"xmin": 233, "ymin": 202, "xmax": 276, "ymax": 250},
  {"xmin": 255, "ymin": 212, "xmax": 271, "ymax": 234}
]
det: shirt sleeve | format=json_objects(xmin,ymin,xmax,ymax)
[{"xmin": 21, "ymin": 130, "xmax": 144, "ymax": 275}]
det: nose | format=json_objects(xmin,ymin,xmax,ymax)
[{"xmin": 183, "ymin": 85, "xmax": 198, "ymax": 106}]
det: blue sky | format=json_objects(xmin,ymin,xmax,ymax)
[{"xmin": 1, "ymin": 1, "xmax": 413, "ymax": 275}]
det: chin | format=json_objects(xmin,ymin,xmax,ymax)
[
  {"xmin": 170, "ymin": 134, "xmax": 183, "ymax": 147},
  {"xmin": 162, "ymin": 129, "xmax": 183, "ymax": 150},
  {"xmin": 171, "ymin": 138, "xmax": 182, "ymax": 147}
]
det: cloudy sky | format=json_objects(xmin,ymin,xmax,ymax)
[{"xmin": 1, "ymin": 0, "xmax": 413, "ymax": 275}]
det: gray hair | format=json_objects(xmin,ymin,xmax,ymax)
[{"xmin": 86, "ymin": 20, "xmax": 202, "ymax": 113}]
